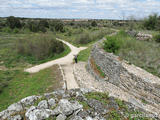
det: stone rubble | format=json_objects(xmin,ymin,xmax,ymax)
[{"xmin": 0, "ymin": 89, "xmax": 157, "ymax": 120}]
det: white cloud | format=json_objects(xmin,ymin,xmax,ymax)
[{"xmin": 0, "ymin": 0, "xmax": 160, "ymax": 19}]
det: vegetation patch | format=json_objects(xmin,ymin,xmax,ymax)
[
  {"xmin": 0, "ymin": 65, "xmax": 63, "ymax": 111},
  {"xmin": 103, "ymin": 30, "xmax": 160, "ymax": 77},
  {"xmin": 16, "ymin": 34, "xmax": 64, "ymax": 61},
  {"xmin": 78, "ymin": 46, "xmax": 92, "ymax": 61},
  {"xmin": 85, "ymin": 92, "xmax": 109, "ymax": 104},
  {"xmin": 90, "ymin": 58, "xmax": 106, "ymax": 78}
]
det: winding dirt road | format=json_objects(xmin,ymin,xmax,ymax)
[{"xmin": 24, "ymin": 38, "xmax": 87, "ymax": 89}]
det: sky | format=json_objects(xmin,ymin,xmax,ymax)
[{"xmin": 0, "ymin": 0, "xmax": 160, "ymax": 19}]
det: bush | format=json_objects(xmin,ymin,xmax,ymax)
[
  {"xmin": 13, "ymin": 28, "xmax": 19, "ymax": 33},
  {"xmin": 91, "ymin": 21, "xmax": 97, "ymax": 27},
  {"xmin": 103, "ymin": 36, "xmax": 121, "ymax": 53},
  {"xmin": 28, "ymin": 21, "xmax": 39, "ymax": 32},
  {"xmin": 154, "ymin": 34, "xmax": 160, "ymax": 43},
  {"xmin": 1, "ymin": 27, "xmax": 12, "ymax": 33},
  {"xmin": 39, "ymin": 20, "xmax": 49, "ymax": 28},
  {"xmin": 77, "ymin": 32, "xmax": 92, "ymax": 44},
  {"xmin": 76, "ymin": 29, "xmax": 111, "ymax": 45},
  {"xmin": 143, "ymin": 14, "xmax": 159, "ymax": 30},
  {"xmin": 55, "ymin": 22, "xmax": 64, "ymax": 32},
  {"xmin": 16, "ymin": 35, "xmax": 65, "ymax": 60},
  {"xmin": 6, "ymin": 16, "xmax": 22, "ymax": 29}
]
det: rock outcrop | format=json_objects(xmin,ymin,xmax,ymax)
[
  {"xmin": 127, "ymin": 30, "xmax": 153, "ymax": 41},
  {"xmin": 87, "ymin": 39, "xmax": 160, "ymax": 117},
  {"xmin": 0, "ymin": 89, "xmax": 157, "ymax": 120}
]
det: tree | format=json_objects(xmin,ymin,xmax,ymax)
[
  {"xmin": 28, "ymin": 21, "xmax": 39, "ymax": 32},
  {"xmin": 144, "ymin": 13, "xmax": 158, "ymax": 30},
  {"xmin": 6, "ymin": 16, "xmax": 21, "ymax": 29},
  {"xmin": 91, "ymin": 21, "xmax": 97, "ymax": 27},
  {"xmin": 55, "ymin": 22, "xmax": 64, "ymax": 32},
  {"xmin": 39, "ymin": 19, "xmax": 49, "ymax": 28}
]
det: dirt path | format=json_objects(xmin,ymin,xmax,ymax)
[{"xmin": 25, "ymin": 38, "xmax": 87, "ymax": 89}]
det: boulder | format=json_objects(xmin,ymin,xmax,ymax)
[
  {"xmin": 8, "ymin": 115, "xmax": 22, "ymax": 120},
  {"xmin": 70, "ymin": 115, "xmax": 83, "ymax": 120},
  {"xmin": 25, "ymin": 106, "xmax": 53, "ymax": 120},
  {"xmin": 56, "ymin": 114, "xmax": 67, "ymax": 120},
  {"xmin": 38, "ymin": 100, "xmax": 48, "ymax": 109},
  {"xmin": 48, "ymin": 98, "xmax": 56, "ymax": 108},
  {"xmin": 87, "ymin": 99, "xmax": 109, "ymax": 115},
  {"xmin": 21, "ymin": 95, "xmax": 41, "ymax": 106},
  {"xmin": 53, "ymin": 99, "xmax": 83, "ymax": 116},
  {"xmin": 8, "ymin": 102, "xmax": 23, "ymax": 112}
]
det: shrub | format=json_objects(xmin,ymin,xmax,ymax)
[
  {"xmin": 28, "ymin": 21, "xmax": 39, "ymax": 32},
  {"xmin": 13, "ymin": 28, "xmax": 19, "ymax": 33},
  {"xmin": 91, "ymin": 21, "xmax": 97, "ymax": 27},
  {"xmin": 154, "ymin": 34, "xmax": 160, "ymax": 43},
  {"xmin": 39, "ymin": 19, "xmax": 49, "ymax": 28},
  {"xmin": 55, "ymin": 22, "xmax": 64, "ymax": 32},
  {"xmin": 16, "ymin": 35, "xmax": 65, "ymax": 60},
  {"xmin": 6, "ymin": 16, "xmax": 22, "ymax": 29},
  {"xmin": 103, "ymin": 36, "xmax": 121, "ymax": 53},
  {"xmin": 143, "ymin": 14, "xmax": 159, "ymax": 30},
  {"xmin": 77, "ymin": 32, "xmax": 92, "ymax": 44},
  {"xmin": 1, "ymin": 27, "xmax": 12, "ymax": 33}
]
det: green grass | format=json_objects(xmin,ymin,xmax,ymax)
[
  {"xmin": 78, "ymin": 47, "xmax": 92, "ymax": 61},
  {"xmin": 0, "ymin": 32, "xmax": 71, "ymax": 111},
  {"xmin": 57, "ymin": 26, "xmax": 114, "ymax": 47},
  {"xmin": 24, "ymin": 43, "xmax": 71, "ymax": 64},
  {"xmin": 104, "ymin": 30, "xmax": 160, "ymax": 78},
  {"xmin": 0, "ymin": 32, "xmax": 71, "ymax": 67},
  {"xmin": 85, "ymin": 92, "xmax": 109, "ymax": 105},
  {"xmin": 96, "ymin": 64, "xmax": 106, "ymax": 78},
  {"xmin": 0, "ymin": 65, "xmax": 62, "ymax": 111}
]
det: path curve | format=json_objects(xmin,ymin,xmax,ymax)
[{"xmin": 24, "ymin": 38, "xmax": 87, "ymax": 89}]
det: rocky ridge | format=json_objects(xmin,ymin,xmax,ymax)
[{"xmin": 0, "ymin": 88, "xmax": 158, "ymax": 120}]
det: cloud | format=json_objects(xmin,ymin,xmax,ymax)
[{"xmin": 0, "ymin": 0, "xmax": 160, "ymax": 19}]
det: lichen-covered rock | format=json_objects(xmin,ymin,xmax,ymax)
[
  {"xmin": 78, "ymin": 110, "xmax": 89, "ymax": 119},
  {"xmin": 38, "ymin": 100, "xmax": 48, "ymax": 109},
  {"xmin": 87, "ymin": 99, "xmax": 109, "ymax": 115},
  {"xmin": 48, "ymin": 98, "xmax": 56, "ymax": 108},
  {"xmin": 8, "ymin": 102, "xmax": 23, "ymax": 112},
  {"xmin": 85, "ymin": 116, "xmax": 93, "ymax": 120},
  {"xmin": 0, "ymin": 89, "xmax": 159, "ymax": 120},
  {"xmin": 136, "ymin": 32, "xmax": 153, "ymax": 41},
  {"xmin": 127, "ymin": 30, "xmax": 137, "ymax": 37},
  {"xmin": 8, "ymin": 115, "xmax": 22, "ymax": 120},
  {"xmin": 56, "ymin": 114, "xmax": 67, "ymax": 120},
  {"xmin": 57, "ymin": 99, "xmax": 83, "ymax": 116},
  {"xmin": 70, "ymin": 115, "xmax": 83, "ymax": 120},
  {"xmin": 25, "ymin": 106, "xmax": 53, "ymax": 120},
  {"xmin": 21, "ymin": 95, "xmax": 41, "ymax": 106},
  {"xmin": 0, "ymin": 110, "xmax": 14, "ymax": 120}
]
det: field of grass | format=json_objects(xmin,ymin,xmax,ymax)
[
  {"xmin": 57, "ymin": 26, "xmax": 114, "ymax": 47},
  {"xmin": 78, "ymin": 46, "xmax": 92, "ymax": 61},
  {"xmin": 0, "ymin": 32, "xmax": 70, "ymax": 111},
  {"xmin": 0, "ymin": 65, "xmax": 63, "ymax": 111},
  {"xmin": 104, "ymin": 31, "xmax": 160, "ymax": 77}
]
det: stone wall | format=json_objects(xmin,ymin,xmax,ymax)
[{"xmin": 87, "ymin": 40, "xmax": 160, "ymax": 116}]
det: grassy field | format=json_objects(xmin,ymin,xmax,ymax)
[
  {"xmin": 0, "ymin": 65, "xmax": 63, "ymax": 111},
  {"xmin": 78, "ymin": 46, "xmax": 92, "ymax": 61},
  {"xmin": 0, "ymin": 32, "xmax": 70, "ymax": 111},
  {"xmin": 104, "ymin": 31, "xmax": 160, "ymax": 77},
  {"xmin": 56, "ymin": 26, "xmax": 114, "ymax": 47}
]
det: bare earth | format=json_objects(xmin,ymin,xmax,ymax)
[{"xmin": 24, "ymin": 38, "xmax": 87, "ymax": 89}]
